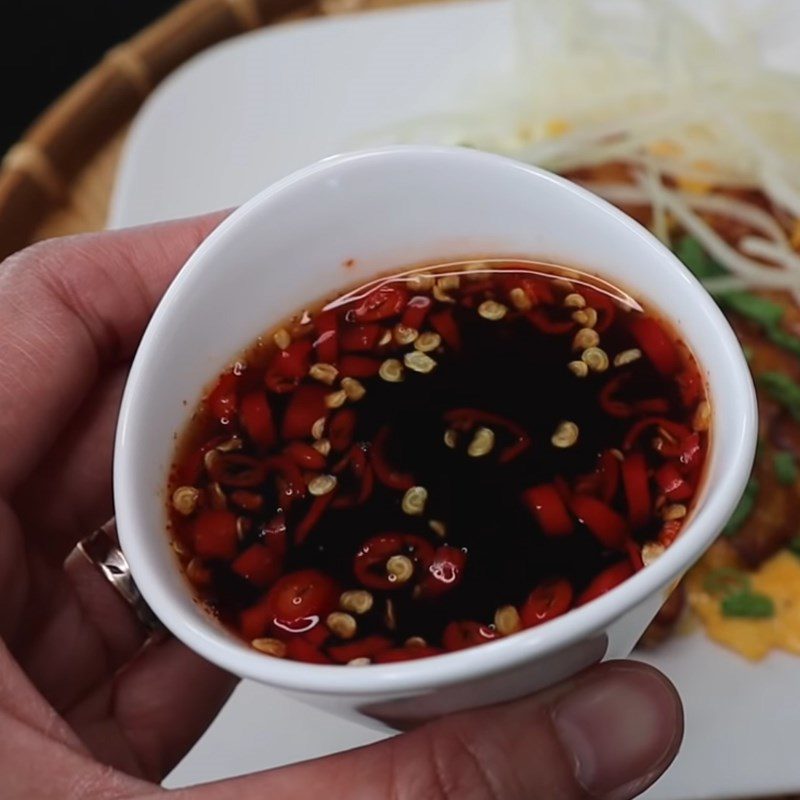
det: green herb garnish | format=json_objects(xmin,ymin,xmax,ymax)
[
  {"xmin": 764, "ymin": 325, "xmax": 800, "ymax": 358},
  {"xmin": 676, "ymin": 236, "xmax": 726, "ymax": 280},
  {"xmin": 723, "ymin": 477, "xmax": 759, "ymax": 537},
  {"xmin": 788, "ymin": 536, "xmax": 800, "ymax": 558},
  {"xmin": 760, "ymin": 372, "xmax": 800, "ymax": 422},
  {"xmin": 721, "ymin": 591, "xmax": 775, "ymax": 619},
  {"xmin": 773, "ymin": 451, "xmax": 798, "ymax": 485},
  {"xmin": 703, "ymin": 567, "xmax": 750, "ymax": 597}
]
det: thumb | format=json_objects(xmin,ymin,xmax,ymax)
[{"xmin": 178, "ymin": 660, "xmax": 682, "ymax": 800}]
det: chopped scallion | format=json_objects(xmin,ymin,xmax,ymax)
[
  {"xmin": 759, "ymin": 372, "xmax": 800, "ymax": 422},
  {"xmin": 721, "ymin": 591, "xmax": 775, "ymax": 619},
  {"xmin": 773, "ymin": 451, "xmax": 798, "ymax": 486},
  {"xmin": 723, "ymin": 477, "xmax": 759, "ymax": 537},
  {"xmin": 703, "ymin": 567, "xmax": 750, "ymax": 597}
]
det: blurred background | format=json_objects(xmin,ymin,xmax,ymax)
[{"xmin": 4, "ymin": 1, "xmax": 172, "ymax": 153}]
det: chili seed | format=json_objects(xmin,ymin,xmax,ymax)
[
  {"xmin": 693, "ymin": 400, "xmax": 711, "ymax": 432},
  {"xmin": 573, "ymin": 327, "xmax": 600, "ymax": 351},
  {"xmin": 384, "ymin": 599, "xmax": 396, "ymax": 630},
  {"xmin": 494, "ymin": 605, "xmax": 522, "ymax": 636},
  {"xmin": 394, "ymin": 324, "xmax": 419, "ymax": 345},
  {"xmin": 186, "ymin": 557, "xmax": 211, "ymax": 586},
  {"xmin": 582, "ymin": 347, "xmax": 610, "ymax": 372},
  {"xmin": 433, "ymin": 283, "xmax": 456, "ymax": 304},
  {"xmin": 438, "ymin": 275, "xmax": 460, "ymax": 292},
  {"xmin": 553, "ymin": 277, "xmax": 575, "ymax": 292},
  {"xmin": 217, "ymin": 436, "xmax": 243, "ymax": 453},
  {"xmin": 405, "ymin": 636, "xmax": 427, "ymax": 648},
  {"xmin": 379, "ymin": 358, "xmax": 404, "ymax": 383},
  {"xmin": 429, "ymin": 519, "xmax": 447, "ymax": 537},
  {"xmin": 273, "ymin": 328, "xmax": 292, "ymax": 350},
  {"xmin": 509, "ymin": 287, "xmax": 532, "ymax": 311},
  {"xmin": 378, "ymin": 329, "xmax": 393, "ymax": 347},
  {"xmin": 325, "ymin": 389, "xmax": 348, "ymax": 408},
  {"xmin": 610, "ymin": 448, "xmax": 624, "ymax": 461},
  {"xmin": 341, "ymin": 377, "xmax": 366, "ymax": 401},
  {"xmin": 642, "ymin": 542, "xmax": 666, "ymax": 567},
  {"xmin": 478, "ymin": 300, "xmax": 508, "ymax": 321},
  {"xmin": 327, "ymin": 611, "xmax": 357, "ymax": 639},
  {"xmin": 613, "ymin": 348, "xmax": 642, "ymax": 367},
  {"xmin": 311, "ymin": 417, "xmax": 326, "ymax": 440},
  {"xmin": 312, "ymin": 438, "xmax": 332, "ymax": 456},
  {"xmin": 386, "ymin": 554, "xmax": 415, "ymax": 584},
  {"xmin": 414, "ymin": 332, "xmax": 441, "ymax": 352},
  {"xmin": 402, "ymin": 485, "xmax": 428, "ymax": 515},
  {"xmin": 662, "ymin": 503, "xmax": 687, "ymax": 521},
  {"xmin": 340, "ymin": 589, "xmax": 374, "ymax": 615},
  {"xmin": 444, "ymin": 428, "xmax": 458, "ymax": 449},
  {"xmin": 251, "ymin": 638, "xmax": 287, "ymax": 657},
  {"xmin": 203, "ymin": 449, "xmax": 219, "ymax": 472},
  {"xmin": 236, "ymin": 516, "xmax": 249, "ymax": 541},
  {"xmin": 172, "ymin": 486, "xmax": 200, "ymax": 515},
  {"xmin": 551, "ymin": 420, "xmax": 579, "ymax": 448},
  {"xmin": 467, "ymin": 426, "xmax": 495, "ymax": 457},
  {"xmin": 171, "ymin": 539, "xmax": 190, "ymax": 558},
  {"xmin": 572, "ymin": 308, "xmax": 598, "ymax": 328},
  {"xmin": 309, "ymin": 362, "xmax": 339, "ymax": 385},
  {"xmin": 208, "ymin": 482, "xmax": 227, "ymax": 510},
  {"xmin": 407, "ymin": 273, "xmax": 435, "ymax": 291},
  {"xmin": 564, "ymin": 293, "xmax": 586, "ymax": 309},
  {"xmin": 567, "ymin": 360, "xmax": 589, "ymax": 378},
  {"xmin": 404, "ymin": 351, "xmax": 437, "ymax": 374},
  {"xmin": 348, "ymin": 657, "xmax": 372, "ymax": 666},
  {"xmin": 308, "ymin": 474, "xmax": 337, "ymax": 496}
]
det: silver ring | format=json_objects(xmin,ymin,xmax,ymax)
[{"xmin": 77, "ymin": 527, "xmax": 165, "ymax": 634}]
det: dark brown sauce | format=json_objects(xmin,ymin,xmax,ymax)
[{"xmin": 168, "ymin": 260, "xmax": 708, "ymax": 664}]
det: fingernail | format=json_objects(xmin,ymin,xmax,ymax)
[{"xmin": 551, "ymin": 664, "xmax": 683, "ymax": 799}]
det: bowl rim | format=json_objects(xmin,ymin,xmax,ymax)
[{"xmin": 114, "ymin": 144, "xmax": 757, "ymax": 695}]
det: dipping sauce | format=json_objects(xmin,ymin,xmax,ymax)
[{"xmin": 167, "ymin": 260, "xmax": 709, "ymax": 664}]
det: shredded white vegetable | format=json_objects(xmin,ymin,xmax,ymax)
[{"xmin": 381, "ymin": 0, "xmax": 800, "ymax": 295}]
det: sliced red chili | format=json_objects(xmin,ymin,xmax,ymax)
[
  {"xmin": 207, "ymin": 454, "xmax": 265, "ymax": 487},
  {"xmin": 442, "ymin": 621, "xmax": 498, "ymax": 651},
  {"xmin": 429, "ymin": 309, "xmax": 461, "ymax": 350},
  {"xmin": 577, "ymin": 561, "xmax": 634, "ymax": 605},
  {"xmin": 240, "ymin": 597, "xmax": 272, "ymax": 640},
  {"xmin": 264, "ymin": 454, "xmax": 307, "ymax": 509},
  {"xmin": 659, "ymin": 519, "xmax": 683, "ymax": 546},
  {"xmin": 654, "ymin": 462, "xmax": 693, "ymax": 501},
  {"xmin": 207, "ymin": 371, "xmax": 239, "ymax": 422},
  {"xmin": 622, "ymin": 453, "xmax": 650, "ymax": 529},
  {"xmin": 266, "ymin": 569, "xmax": 339, "ymax": 628},
  {"xmin": 417, "ymin": 545, "xmax": 467, "ymax": 598},
  {"xmin": 264, "ymin": 369, "xmax": 299, "ymax": 394},
  {"xmin": 521, "ymin": 578, "xmax": 573, "ymax": 628},
  {"xmin": 626, "ymin": 539, "xmax": 644, "ymax": 572},
  {"xmin": 180, "ymin": 436, "xmax": 227, "ymax": 484},
  {"xmin": 285, "ymin": 637, "xmax": 332, "ymax": 664},
  {"xmin": 327, "ymin": 636, "xmax": 393, "ymax": 664},
  {"xmin": 678, "ymin": 432, "xmax": 702, "ymax": 471},
  {"xmin": 232, "ymin": 544, "xmax": 282, "ymax": 587},
  {"xmin": 339, "ymin": 355, "xmax": 381, "ymax": 378},
  {"xmin": 374, "ymin": 646, "xmax": 444, "ymax": 663},
  {"xmin": 526, "ymin": 307, "xmax": 574, "ymax": 335},
  {"xmin": 340, "ymin": 323, "xmax": 382, "ymax": 352},
  {"xmin": 402, "ymin": 295, "xmax": 433, "ymax": 330},
  {"xmin": 570, "ymin": 495, "xmax": 629, "ymax": 549},
  {"xmin": 370, "ymin": 426, "xmax": 415, "ymax": 490},
  {"xmin": 284, "ymin": 441, "xmax": 328, "ymax": 471},
  {"xmin": 597, "ymin": 450, "xmax": 620, "ymax": 504},
  {"xmin": 261, "ymin": 513, "xmax": 287, "ymax": 556},
  {"xmin": 329, "ymin": 408, "xmax": 357, "ymax": 452},
  {"xmin": 634, "ymin": 398, "xmax": 670, "ymax": 414},
  {"xmin": 629, "ymin": 316, "xmax": 680, "ymax": 375},
  {"xmin": 230, "ymin": 490, "xmax": 263, "ymax": 512},
  {"xmin": 599, "ymin": 374, "xmax": 633, "ymax": 418},
  {"xmin": 192, "ymin": 509, "xmax": 238, "ymax": 559},
  {"xmin": 281, "ymin": 384, "xmax": 328, "ymax": 440},
  {"xmin": 353, "ymin": 284, "xmax": 409, "ymax": 322},
  {"xmin": 354, "ymin": 533, "xmax": 435, "ymax": 591},
  {"xmin": 313, "ymin": 310, "xmax": 339, "ymax": 364},
  {"xmin": 240, "ymin": 391, "xmax": 276, "ymax": 448},
  {"xmin": 622, "ymin": 417, "xmax": 691, "ymax": 451},
  {"xmin": 303, "ymin": 621, "xmax": 330, "ymax": 647},
  {"xmin": 580, "ymin": 286, "xmax": 616, "ymax": 333},
  {"xmin": 523, "ymin": 484, "xmax": 573, "ymax": 537},
  {"xmin": 272, "ymin": 339, "xmax": 314, "ymax": 380},
  {"xmin": 294, "ymin": 491, "xmax": 336, "ymax": 545},
  {"xmin": 443, "ymin": 408, "xmax": 531, "ymax": 463}
]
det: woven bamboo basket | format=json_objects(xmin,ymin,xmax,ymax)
[{"xmin": 0, "ymin": 2, "xmax": 794, "ymax": 798}]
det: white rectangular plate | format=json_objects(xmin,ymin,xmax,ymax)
[{"xmin": 110, "ymin": 3, "xmax": 800, "ymax": 797}]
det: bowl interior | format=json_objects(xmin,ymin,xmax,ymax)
[{"xmin": 115, "ymin": 146, "xmax": 755, "ymax": 692}]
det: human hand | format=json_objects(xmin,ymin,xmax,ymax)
[{"xmin": 0, "ymin": 216, "xmax": 682, "ymax": 799}]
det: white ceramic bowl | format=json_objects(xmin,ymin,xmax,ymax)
[{"xmin": 114, "ymin": 145, "xmax": 756, "ymax": 729}]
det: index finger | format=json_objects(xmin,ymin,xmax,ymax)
[{"xmin": 0, "ymin": 212, "xmax": 227, "ymax": 493}]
